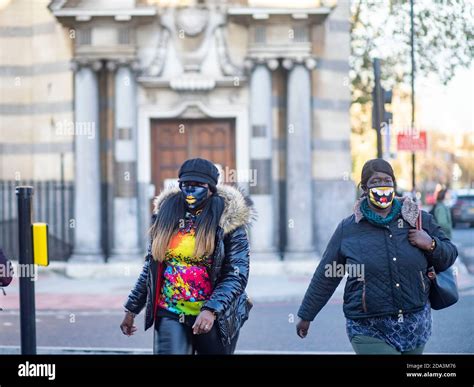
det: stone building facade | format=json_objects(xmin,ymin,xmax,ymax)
[{"xmin": 0, "ymin": 0, "xmax": 354, "ymax": 262}]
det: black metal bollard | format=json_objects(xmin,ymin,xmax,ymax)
[{"xmin": 16, "ymin": 186, "xmax": 37, "ymax": 355}]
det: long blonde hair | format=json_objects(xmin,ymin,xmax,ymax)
[{"xmin": 149, "ymin": 193, "xmax": 225, "ymax": 262}]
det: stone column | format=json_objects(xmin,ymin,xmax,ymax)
[
  {"xmin": 109, "ymin": 63, "xmax": 141, "ymax": 261},
  {"xmin": 283, "ymin": 59, "xmax": 316, "ymax": 260},
  {"xmin": 70, "ymin": 61, "xmax": 104, "ymax": 262},
  {"xmin": 247, "ymin": 59, "xmax": 278, "ymax": 260}
]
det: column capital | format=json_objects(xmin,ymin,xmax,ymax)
[
  {"xmin": 244, "ymin": 57, "xmax": 280, "ymax": 72},
  {"xmin": 71, "ymin": 58, "xmax": 141, "ymax": 73},
  {"xmin": 115, "ymin": 58, "xmax": 141, "ymax": 74},
  {"xmin": 70, "ymin": 58, "xmax": 103, "ymax": 72},
  {"xmin": 281, "ymin": 58, "xmax": 294, "ymax": 70},
  {"xmin": 91, "ymin": 60, "xmax": 103, "ymax": 72},
  {"xmin": 266, "ymin": 58, "xmax": 279, "ymax": 71},
  {"xmin": 69, "ymin": 60, "xmax": 79, "ymax": 72},
  {"xmin": 304, "ymin": 57, "xmax": 317, "ymax": 70},
  {"xmin": 130, "ymin": 60, "xmax": 141, "ymax": 73},
  {"xmin": 282, "ymin": 56, "xmax": 317, "ymax": 70},
  {"xmin": 105, "ymin": 60, "xmax": 118, "ymax": 72}
]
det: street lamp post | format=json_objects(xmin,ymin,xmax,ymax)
[{"xmin": 410, "ymin": 0, "xmax": 416, "ymax": 192}]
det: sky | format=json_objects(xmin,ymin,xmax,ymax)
[{"xmin": 417, "ymin": 64, "xmax": 474, "ymax": 135}]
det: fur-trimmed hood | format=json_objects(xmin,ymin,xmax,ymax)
[
  {"xmin": 353, "ymin": 196, "xmax": 419, "ymax": 227},
  {"xmin": 152, "ymin": 184, "xmax": 257, "ymax": 235}
]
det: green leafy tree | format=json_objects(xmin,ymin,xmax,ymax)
[{"xmin": 351, "ymin": 0, "xmax": 474, "ymax": 107}]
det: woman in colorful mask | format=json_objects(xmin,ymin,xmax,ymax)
[
  {"xmin": 121, "ymin": 158, "xmax": 255, "ymax": 354},
  {"xmin": 296, "ymin": 158, "xmax": 458, "ymax": 354}
]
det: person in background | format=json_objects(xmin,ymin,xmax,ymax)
[{"xmin": 431, "ymin": 188, "xmax": 453, "ymax": 239}]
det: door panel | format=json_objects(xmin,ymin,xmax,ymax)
[{"xmin": 151, "ymin": 119, "xmax": 235, "ymax": 193}]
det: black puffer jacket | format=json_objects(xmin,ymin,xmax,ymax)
[
  {"xmin": 124, "ymin": 184, "xmax": 256, "ymax": 345},
  {"xmin": 298, "ymin": 197, "xmax": 458, "ymax": 321}
]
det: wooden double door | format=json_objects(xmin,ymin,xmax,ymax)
[{"xmin": 151, "ymin": 119, "xmax": 236, "ymax": 192}]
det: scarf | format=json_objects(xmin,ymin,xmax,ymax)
[{"xmin": 360, "ymin": 197, "xmax": 402, "ymax": 227}]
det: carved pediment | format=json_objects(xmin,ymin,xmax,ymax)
[
  {"xmin": 140, "ymin": 5, "xmax": 243, "ymax": 89},
  {"xmin": 175, "ymin": 7, "xmax": 209, "ymax": 37}
]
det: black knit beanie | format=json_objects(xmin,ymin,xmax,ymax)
[
  {"xmin": 178, "ymin": 158, "xmax": 219, "ymax": 193},
  {"xmin": 360, "ymin": 158, "xmax": 396, "ymax": 190}
]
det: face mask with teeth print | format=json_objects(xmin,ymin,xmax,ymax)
[{"xmin": 368, "ymin": 186, "xmax": 394, "ymax": 209}]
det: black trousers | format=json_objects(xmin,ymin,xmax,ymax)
[{"xmin": 154, "ymin": 316, "xmax": 239, "ymax": 355}]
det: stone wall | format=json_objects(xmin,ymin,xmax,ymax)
[{"xmin": 0, "ymin": 0, "xmax": 74, "ymax": 181}]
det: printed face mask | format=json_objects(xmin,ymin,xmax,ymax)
[
  {"xmin": 368, "ymin": 186, "xmax": 395, "ymax": 209},
  {"xmin": 180, "ymin": 183, "xmax": 209, "ymax": 209}
]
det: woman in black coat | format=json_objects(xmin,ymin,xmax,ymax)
[
  {"xmin": 121, "ymin": 158, "xmax": 254, "ymax": 354},
  {"xmin": 296, "ymin": 158, "xmax": 458, "ymax": 354}
]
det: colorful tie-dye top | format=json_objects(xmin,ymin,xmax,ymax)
[{"xmin": 158, "ymin": 212, "xmax": 213, "ymax": 316}]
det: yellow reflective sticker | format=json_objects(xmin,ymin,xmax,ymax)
[{"xmin": 32, "ymin": 223, "xmax": 49, "ymax": 267}]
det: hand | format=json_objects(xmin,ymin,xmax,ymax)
[
  {"xmin": 120, "ymin": 312, "xmax": 137, "ymax": 336},
  {"xmin": 192, "ymin": 310, "xmax": 216, "ymax": 335},
  {"xmin": 408, "ymin": 229, "xmax": 433, "ymax": 251},
  {"xmin": 296, "ymin": 318, "xmax": 311, "ymax": 338}
]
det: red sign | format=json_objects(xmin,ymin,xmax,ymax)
[{"xmin": 397, "ymin": 131, "xmax": 427, "ymax": 151}]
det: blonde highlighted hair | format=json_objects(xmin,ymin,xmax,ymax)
[{"xmin": 149, "ymin": 193, "xmax": 225, "ymax": 262}]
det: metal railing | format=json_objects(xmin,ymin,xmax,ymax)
[{"xmin": 0, "ymin": 180, "xmax": 74, "ymax": 261}]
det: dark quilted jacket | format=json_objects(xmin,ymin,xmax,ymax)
[
  {"xmin": 298, "ymin": 197, "xmax": 458, "ymax": 321},
  {"xmin": 124, "ymin": 184, "xmax": 255, "ymax": 345}
]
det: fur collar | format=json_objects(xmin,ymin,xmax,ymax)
[
  {"xmin": 353, "ymin": 196, "xmax": 419, "ymax": 227},
  {"xmin": 152, "ymin": 184, "xmax": 257, "ymax": 235}
]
